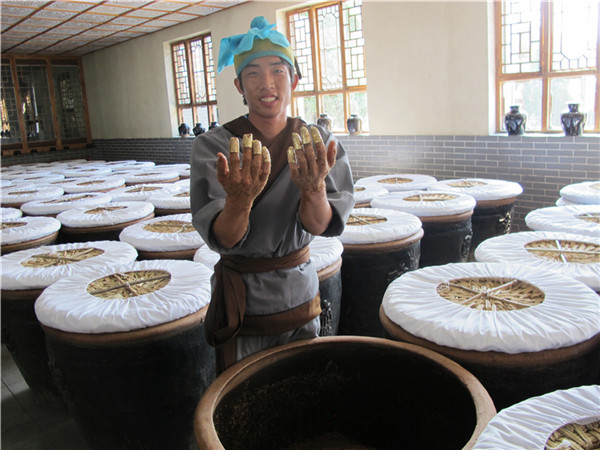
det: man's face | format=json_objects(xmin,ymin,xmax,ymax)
[{"xmin": 234, "ymin": 56, "xmax": 299, "ymax": 122}]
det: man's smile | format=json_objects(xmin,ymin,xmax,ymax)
[{"xmin": 260, "ymin": 95, "xmax": 278, "ymax": 103}]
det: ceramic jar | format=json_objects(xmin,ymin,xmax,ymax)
[
  {"xmin": 347, "ymin": 114, "xmax": 362, "ymax": 135},
  {"xmin": 561, "ymin": 103, "xmax": 586, "ymax": 136},
  {"xmin": 504, "ymin": 105, "xmax": 527, "ymax": 136},
  {"xmin": 317, "ymin": 113, "xmax": 332, "ymax": 131}
]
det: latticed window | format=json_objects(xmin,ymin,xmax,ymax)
[
  {"xmin": 496, "ymin": 0, "xmax": 599, "ymax": 133},
  {"xmin": 171, "ymin": 33, "xmax": 217, "ymax": 135},
  {"xmin": 287, "ymin": 0, "xmax": 368, "ymax": 133}
]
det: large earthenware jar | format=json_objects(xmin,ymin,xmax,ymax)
[{"xmin": 195, "ymin": 336, "xmax": 496, "ymax": 450}]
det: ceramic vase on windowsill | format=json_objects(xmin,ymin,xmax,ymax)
[
  {"xmin": 317, "ymin": 113, "xmax": 332, "ymax": 131},
  {"xmin": 504, "ymin": 105, "xmax": 527, "ymax": 136},
  {"xmin": 193, "ymin": 123, "xmax": 205, "ymax": 136},
  {"xmin": 561, "ymin": 103, "xmax": 586, "ymax": 136},
  {"xmin": 178, "ymin": 123, "xmax": 190, "ymax": 137},
  {"xmin": 347, "ymin": 114, "xmax": 362, "ymax": 135}
]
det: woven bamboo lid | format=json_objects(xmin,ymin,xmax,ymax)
[
  {"xmin": 437, "ymin": 277, "xmax": 544, "ymax": 311},
  {"xmin": 87, "ymin": 269, "xmax": 171, "ymax": 299},
  {"xmin": 21, "ymin": 247, "xmax": 105, "ymax": 268},
  {"xmin": 545, "ymin": 420, "xmax": 600, "ymax": 450}
]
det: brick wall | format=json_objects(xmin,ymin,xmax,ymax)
[
  {"xmin": 337, "ymin": 135, "xmax": 599, "ymax": 232},
  {"xmin": 4, "ymin": 134, "xmax": 598, "ymax": 232}
]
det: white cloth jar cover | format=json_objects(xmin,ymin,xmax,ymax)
[
  {"xmin": 123, "ymin": 170, "xmax": 179, "ymax": 184},
  {"xmin": 352, "ymin": 183, "xmax": 388, "ymax": 204},
  {"xmin": 110, "ymin": 184, "xmax": 179, "ymax": 202},
  {"xmin": 371, "ymin": 190, "xmax": 476, "ymax": 217},
  {"xmin": 382, "ymin": 262, "xmax": 600, "ymax": 353},
  {"xmin": 1, "ymin": 240, "xmax": 138, "ymax": 290},
  {"xmin": 62, "ymin": 166, "xmax": 113, "ymax": 178},
  {"xmin": 309, "ymin": 236, "xmax": 344, "ymax": 271},
  {"xmin": 21, "ymin": 192, "xmax": 112, "ymax": 216},
  {"xmin": 193, "ymin": 246, "xmax": 220, "ymax": 271},
  {"xmin": 103, "ymin": 160, "xmax": 138, "ymax": 168},
  {"xmin": 154, "ymin": 164, "xmax": 190, "ymax": 177},
  {"xmin": 2, "ymin": 186, "xmax": 64, "ymax": 206},
  {"xmin": 57, "ymin": 201, "xmax": 155, "ymax": 228},
  {"xmin": 34, "ymin": 259, "xmax": 213, "ymax": 333},
  {"xmin": 428, "ymin": 178, "xmax": 523, "ymax": 201},
  {"xmin": 1, "ymin": 207, "xmax": 23, "ymax": 220},
  {"xmin": 555, "ymin": 197, "xmax": 580, "ymax": 206},
  {"xmin": 355, "ymin": 174, "xmax": 438, "ymax": 191},
  {"xmin": 339, "ymin": 207, "xmax": 423, "ymax": 245},
  {"xmin": 119, "ymin": 213, "xmax": 204, "ymax": 251},
  {"xmin": 60, "ymin": 176, "xmax": 126, "ymax": 194},
  {"xmin": 559, "ymin": 181, "xmax": 600, "ymax": 205},
  {"xmin": 2, "ymin": 170, "xmax": 53, "ymax": 180},
  {"xmin": 1, "ymin": 216, "xmax": 61, "ymax": 245},
  {"xmin": 104, "ymin": 161, "xmax": 155, "ymax": 171},
  {"xmin": 18, "ymin": 174, "xmax": 66, "ymax": 184},
  {"xmin": 473, "ymin": 385, "xmax": 600, "ymax": 450},
  {"xmin": 525, "ymin": 205, "xmax": 600, "ymax": 238},
  {"xmin": 148, "ymin": 190, "xmax": 190, "ymax": 211},
  {"xmin": 173, "ymin": 179, "xmax": 190, "ymax": 191},
  {"xmin": 474, "ymin": 231, "xmax": 600, "ymax": 291}
]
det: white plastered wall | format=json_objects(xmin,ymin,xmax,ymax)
[{"xmin": 83, "ymin": 1, "xmax": 494, "ymax": 138}]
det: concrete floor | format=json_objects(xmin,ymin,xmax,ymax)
[{"xmin": 1, "ymin": 344, "xmax": 91, "ymax": 450}]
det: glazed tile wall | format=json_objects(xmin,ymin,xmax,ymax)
[{"xmin": 3, "ymin": 135, "xmax": 598, "ymax": 232}]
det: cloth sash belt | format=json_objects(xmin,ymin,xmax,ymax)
[{"xmin": 205, "ymin": 246, "xmax": 321, "ymax": 373}]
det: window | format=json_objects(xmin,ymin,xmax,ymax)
[
  {"xmin": 287, "ymin": 0, "xmax": 368, "ymax": 133},
  {"xmin": 171, "ymin": 33, "xmax": 218, "ymax": 135},
  {"xmin": 496, "ymin": 0, "xmax": 599, "ymax": 133},
  {"xmin": 1, "ymin": 56, "xmax": 90, "ymax": 156}
]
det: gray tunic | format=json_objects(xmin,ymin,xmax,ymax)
[{"xmin": 190, "ymin": 121, "xmax": 354, "ymax": 360}]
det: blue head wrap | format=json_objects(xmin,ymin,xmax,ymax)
[{"xmin": 218, "ymin": 16, "xmax": 295, "ymax": 76}]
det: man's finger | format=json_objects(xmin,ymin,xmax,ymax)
[
  {"xmin": 242, "ymin": 133, "xmax": 253, "ymax": 149},
  {"xmin": 250, "ymin": 139, "xmax": 263, "ymax": 178},
  {"xmin": 291, "ymin": 132, "xmax": 308, "ymax": 173},
  {"xmin": 327, "ymin": 140, "xmax": 337, "ymax": 168},
  {"xmin": 216, "ymin": 152, "xmax": 229, "ymax": 183},
  {"xmin": 259, "ymin": 147, "xmax": 271, "ymax": 183},
  {"xmin": 228, "ymin": 137, "xmax": 241, "ymax": 171},
  {"xmin": 300, "ymin": 127, "xmax": 317, "ymax": 171}
]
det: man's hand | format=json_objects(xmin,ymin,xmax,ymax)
[
  {"xmin": 288, "ymin": 126, "xmax": 336, "ymax": 193},
  {"xmin": 288, "ymin": 126, "xmax": 336, "ymax": 235},
  {"xmin": 217, "ymin": 133, "xmax": 271, "ymax": 209},
  {"xmin": 212, "ymin": 134, "xmax": 271, "ymax": 248}
]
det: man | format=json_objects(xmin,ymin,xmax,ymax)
[{"xmin": 191, "ymin": 16, "xmax": 354, "ymax": 373}]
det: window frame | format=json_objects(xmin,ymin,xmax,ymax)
[
  {"xmin": 1, "ymin": 54, "xmax": 91, "ymax": 156},
  {"xmin": 170, "ymin": 33, "xmax": 218, "ymax": 134},
  {"xmin": 495, "ymin": 1, "xmax": 600, "ymax": 134},
  {"xmin": 286, "ymin": 0, "xmax": 367, "ymax": 133}
]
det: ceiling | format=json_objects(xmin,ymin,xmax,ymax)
[{"xmin": 1, "ymin": 0, "xmax": 249, "ymax": 57}]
